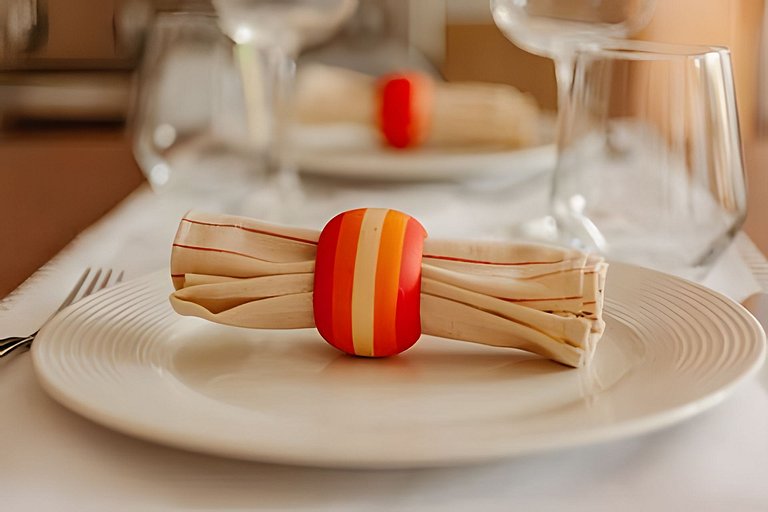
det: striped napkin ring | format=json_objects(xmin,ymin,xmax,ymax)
[{"xmin": 313, "ymin": 208, "xmax": 428, "ymax": 357}]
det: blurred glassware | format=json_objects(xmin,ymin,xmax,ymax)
[
  {"xmin": 490, "ymin": 0, "xmax": 656, "ymax": 263},
  {"xmin": 132, "ymin": 11, "xmax": 267, "ymax": 214},
  {"xmin": 211, "ymin": 0, "xmax": 358, "ymax": 213},
  {"xmin": 491, "ymin": 0, "xmax": 656, "ymax": 110},
  {"xmin": 550, "ymin": 41, "xmax": 747, "ymax": 279},
  {"xmin": 298, "ymin": 0, "xmax": 441, "ymax": 78},
  {"xmin": 213, "ymin": 0, "xmax": 358, "ymax": 52}
]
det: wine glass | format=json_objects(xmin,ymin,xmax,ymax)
[
  {"xmin": 551, "ymin": 41, "xmax": 747, "ymax": 279},
  {"xmin": 211, "ymin": 0, "xmax": 358, "ymax": 219},
  {"xmin": 490, "ymin": 0, "xmax": 657, "ymax": 243}
]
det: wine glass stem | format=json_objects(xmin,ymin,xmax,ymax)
[
  {"xmin": 548, "ymin": 53, "xmax": 576, "ymax": 240},
  {"xmin": 235, "ymin": 42, "xmax": 301, "ymax": 208},
  {"xmin": 553, "ymin": 54, "xmax": 574, "ymax": 124}
]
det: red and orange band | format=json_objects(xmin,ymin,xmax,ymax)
[
  {"xmin": 313, "ymin": 208, "xmax": 427, "ymax": 357},
  {"xmin": 376, "ymin": 72, "xmax": 434, "ymax": 149}
]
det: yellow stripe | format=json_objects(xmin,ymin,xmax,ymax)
[{"xmin": 350, "ymin": 209, "xmax": 388, "ymax": 356}]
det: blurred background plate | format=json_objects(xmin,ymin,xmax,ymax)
[{"xmin": 292, "ymin": 122, "xmax": 556, "ymax": 181}]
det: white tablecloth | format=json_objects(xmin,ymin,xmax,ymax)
[{"xmin": 2, "ymin": 179, "xmax": 767, "ymax": 511}]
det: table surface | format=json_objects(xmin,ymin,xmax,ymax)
[
  {"xmin": 1, "ymin": 163, "xmax": 768, "ymax": 510},
  {"xmin": 0, "ymin": 127, "xmax": 768, "ymax": 511}
]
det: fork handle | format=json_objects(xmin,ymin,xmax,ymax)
[{"xmin": 0, "ymin": 335, "xmax": 35, "ymax": 357}]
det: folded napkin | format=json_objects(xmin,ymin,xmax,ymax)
[
  {"xmin": 295, "ymin": 64, "xmax": 541, "ymax": 149},
  {"xmin": 170, "ymin": 211, "xmax": 607, "ymax": 367}
]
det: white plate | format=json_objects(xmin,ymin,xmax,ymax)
[
  {"xmin": 32, "ymin": 263, "xmax": 765, "ymax": 468},
  {"xmin": 292, "ymin": 124, "xmax": 556, "ymax": 182}
]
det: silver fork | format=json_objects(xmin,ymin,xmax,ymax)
[{"xmin": 0, "ymin": 268, "xmax": 124, "ymax": 358}]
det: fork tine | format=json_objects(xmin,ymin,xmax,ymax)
[
  {"xmin": 54, "ymin": 268, "xmax": 92, "ymax": 315},
  {"xmin": 51, "ymin": 268, "xmax": 122, "ymax": 317},
  {"xmin": 116, "ymin": 270, "xmax": 125, "ymax": 284},
  {"xmin": 97, "ymin": 269, "xmax": 113, "ymax": 291},
  {"xmin": 81, "ymin": 268, "xmax": 103, "ymax": 298}
]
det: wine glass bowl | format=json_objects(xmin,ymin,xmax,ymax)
[
  {"xmin": 213, "ymin": 0, "xmax": 359, "ymax": 53},
  {"xmin": 491, "ymin": 0, "xmax": 657, "ymax": 59}
]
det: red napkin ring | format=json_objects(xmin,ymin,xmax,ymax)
[
  {"xmin": 314, "ymin": 208, "xmax": 427, "ymax": 357},
  {"xmin": 377, "ymin": 72, "xmax": 434, "ymax": 149}
]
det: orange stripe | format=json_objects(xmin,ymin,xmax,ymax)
[
  {"xmin": 331, "ymin": 209, "xmax": 365, "ymax": 354},
  {"xmin": 372, "ymin": 211, "xmax": 409, "ymax": 356}
]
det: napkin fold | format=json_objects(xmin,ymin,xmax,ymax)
[{"xmin": 170, "ymin": 211, "xmax": 607, "ymax": 367}]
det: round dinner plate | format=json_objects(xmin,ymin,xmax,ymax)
[
  {"xmin": 292, "ymin": 123, "xmax": 557, "ymax": 182},
  {"xmin": 32, "ymin": 263, "xmax": 765, "ymax": 468}
]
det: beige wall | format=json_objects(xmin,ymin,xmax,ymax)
[{"xmin": 443, "ymin": 24, "xmax": 557, "ymax": 110}]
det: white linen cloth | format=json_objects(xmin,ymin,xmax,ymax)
[{"xmin": 1, "ymin": 177, "xmax": 766, "ymax": 511}]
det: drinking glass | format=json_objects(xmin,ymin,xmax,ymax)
[
  {"xmin": 132, "ymin": 11, "xmax": 264, "ymax": 214},
  {"xmin": 551, "ymin": 41, "xmax": 747, "ymax": 279}
]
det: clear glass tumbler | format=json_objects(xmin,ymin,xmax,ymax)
[{"xmin": 551, "ymin": 41, "xmax": 747, "ymax": 279}]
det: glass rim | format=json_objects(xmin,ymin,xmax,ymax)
[{"xmin": 575, "ymin": 39, "xmax": 730, "ymax": 61}]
